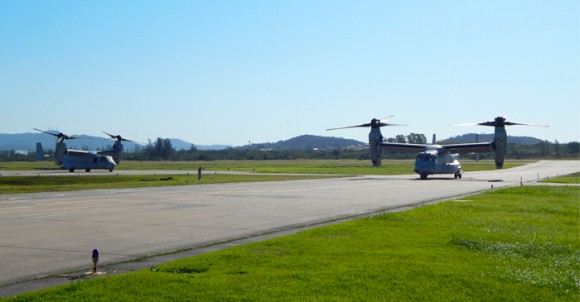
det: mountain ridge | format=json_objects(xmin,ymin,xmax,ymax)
[
  {"xmin": 0, "ymin": 132, "xmax": 554, "ymax": 153},
  {"xmin": 440, "ymin": 133, "xmax": 543, "ymax": 145},
  {"xmin": 0, "ymin": 133, "xmax": 229, "ymax": 152}
]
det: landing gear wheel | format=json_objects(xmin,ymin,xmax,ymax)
[
  {"xmin": 85, "ymin": 169, "xmax": 91, "ymax": 172},
  {"xmin": 69, "ymin": 168, "xmax": 75, "ymax": 172},
  {"xmin": 420, "ymin": 173, "xmax": 428, "ymax": 180}
]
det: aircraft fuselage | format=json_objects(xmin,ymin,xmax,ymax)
[
  {"xmin": 414, "ymin": 150, "xmax": 462, "ymax": 179},
  {"xmin": 62, "ymin": 152, "xmax": 116, "ymax": 172}
]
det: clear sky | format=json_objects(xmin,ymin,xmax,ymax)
[{"xmin": 1, "ymin": 0, "xmax": 578, "ymax": 146}]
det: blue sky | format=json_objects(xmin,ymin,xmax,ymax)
[{"xmin": 1, "ymin": 0, "xmax": 578, "ymax": 146}]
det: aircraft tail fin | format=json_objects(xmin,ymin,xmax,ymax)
[
  {"xmin": 475, "ymin": 134, "xmax": 480, "ymax": 161},
  {"xmin": 35, "ymin": 143, "xmax": 44, "ymax": 161}
]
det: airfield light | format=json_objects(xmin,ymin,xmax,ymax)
[{"xmin": 92, "ymin": 248, "xmax": 99, "ymax": 273}]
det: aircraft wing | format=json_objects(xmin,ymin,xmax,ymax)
[
  {"xmin": 380, "ymin": 142, "xmax": 493, "ymax": 154},
  {"xmin": 380, "ymin": 142, "xmax": 428, "ymax": 152},
  {"xmin": 66, "ymin": 150, "xmax": 93, "ymax": 157},
  {"xmin": 440, "ymin": 142, "xmax": 493, "ymax": 154}
]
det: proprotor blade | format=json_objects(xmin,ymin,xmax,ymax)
[
  {"xmin": 34, "ymin": 128, "xmax": 58, "ymax": 137},
  {"xmin": 34, "ymin": 129, "xmax": 78, "ymax": 140},
  {"xmin": 103, "ymin": 131, "xmax": 134, "ymax": 142},
  {"xmin": 327, "ymin": 116, "xmax": 407, "ymax": 131},
  {"xmin": 453, "ymin": 116, "xmax": 548, "ymax": 127},
  {"xmin": 326, "ymin": 123, "xmax": 371, "ymax": 131},
  {"xmin": 503, "ymin": 122, "xmax": 549, "ymax": 127}
]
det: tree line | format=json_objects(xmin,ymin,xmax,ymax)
[{"xmin": 0, "ymin": 137, "xmax": 578, "ymax": 162}]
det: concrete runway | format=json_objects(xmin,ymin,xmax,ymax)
[{"xmin": 0, "ymin": 160, "xmax": 578, "ymax": 296}]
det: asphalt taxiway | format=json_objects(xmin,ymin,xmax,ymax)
[{"xmin": 0, "ymin": 160, "xmax": 578, "ymax": 297}]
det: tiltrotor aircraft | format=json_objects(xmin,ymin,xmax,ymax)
[
  {"xmin": 326, "ymin": 116, "xmax": 407, "ymax": 167},
  {"xmin": 34, "ymin": 129, "xmax": 133, "ymax": 172},
  {"xmin": 327, "ymin": 116, "xmax": 547, "ymax": 179}
]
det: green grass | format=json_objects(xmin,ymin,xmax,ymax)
[
  {"xmin": 0, "ymin": 174, "xmax": 335, "ymax": 194},
  {"xmin": 0, "ymin": 159, "xmax": 526, "ymax": 194},
  {"xmin": 543, "ymin": 172, "xmax": 580, "ymax": 184},
  {"xmin": 0, "ymin": 159, "xmax": 524, "ymax": 174},
  {"xmin": 117, "ymin": 159, "xmax": 422, "ymax": 174},
  {"xmin": 8, "ymin": 186, "xmax": 579, "ymax": 301}
]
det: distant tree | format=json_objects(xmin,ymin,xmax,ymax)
[
  {"xmin": 154, "ymin": 138, "xmax": 175, "ymax": 160},
  {"xmin": 88, "ymin": 135, "xmax": 579, "ymax": 162},
  {"xmin": 143, "ymin": 139, "xmax": 156, "ymax": 159},
  {"xmin": 0, "ymin": 150, "xmax": 33, "ymax": 161},
  {"xmin": 407, "ymin": 133, "xmax": 427, "ymax": 144},
  {"xmin": 538, "ymin": 140, "xmax": 550, "ymax": 157},
  {"xmin": 567, "ymin": 142, "xmax": 579, "ymax": 155}
]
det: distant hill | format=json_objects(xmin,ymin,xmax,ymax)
[
  {"xmin": 0, "ymin": 133, "xmax": 230, "ymax": 152},
  {"xmin": 0, "ymin": 132, "xmax": 549, "ymax": 153},
  {"xmin": 246, "ymin": 135, "xmax": 365, "ymax": 150},
  {"xmin": 440, "ymin": 133, "xmax": 543, "ymax": 145},
  {"xmin": 264, "ymin": 134, "xmax": 549, "ymax": 150},
  {"xmin": 253, "ymin": 134, "xmax": 548, "ymax": 150},
  {"xmin": 168, "ymin": 138, "xmax": 231, "ymax": 151},
  {"xmin": 0, "ymin": 133, "xmax": 134, "ymax": 152}
]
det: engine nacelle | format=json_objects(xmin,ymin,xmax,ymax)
[
  {"xmin": 494, "ymin": 126, "xmax": 507, "ymax": 169},
  {"xmin": 369, "ymin": 127, "xmax": 383, "ymax": 166},
  {"xmin": 55, "ymin": 141, "xmax": 67, "ymax": 166},
  {"xmin": 111, "ymin": 140, "xmax": 124, "ymax": 163}
]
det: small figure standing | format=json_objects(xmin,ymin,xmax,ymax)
[
  {"xmin": 92, "ymin": 248, "xmax": 99, "ymax": 273},
  {"xmin": 197, "ymin": 166, "xmax": 202, "ymax": 181}
]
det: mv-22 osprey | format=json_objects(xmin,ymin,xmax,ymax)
[
  {"xmin": 328, "ymin": 116, "xmax": 547, "ymax": 179},
  {"xmin": 34, "ymin": 129, "xmax": 133, "ymax": 172}
]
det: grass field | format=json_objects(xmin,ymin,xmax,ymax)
[
  {"xmin": 542, "ymin": 172, "xmax": 580, "ymax": 184},
  {"xmin": 0, "ymin": 159, "xmax": 525, "ymax": 174},
  {"xmin": 7, "ymin": 185, "xmax": 579, "ymax": 301},
  {"xmin": 0, "ymin": 159, "xmax": 525, "ymax": 194},
  {"xmin": 0, "ymin": 173, "xmax": 340, "ymax": 194}
]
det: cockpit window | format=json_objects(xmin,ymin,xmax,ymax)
[{"xmin": 416, "ymin": 153, "xmax": 437, "ymax": 163}]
